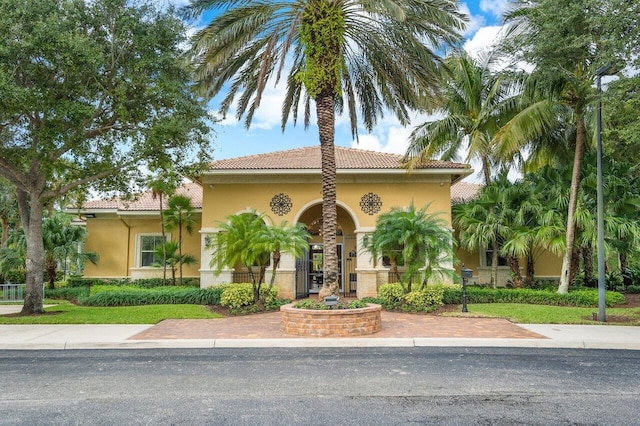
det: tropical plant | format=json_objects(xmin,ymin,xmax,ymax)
[
  {"xmin": 254, "ymin": 220, "xmax": 310, "ymax": 299},
  {"xmin": 148, "ymin": 173, "xmax": 180, "ymax": 285},
  {"xmin": 497, "ymin": 0, "xmax": 638, "ymax": 293},
  {"xmin": 184, "ymin": 0, "xmax": 466, "ymax": 297},
  {"xmin": 209, "ymin": 211, "xmax": 309, "ymax": 303},
  {"xmin": 405, "ymin": 48, "xmax": 520, "ymax": 186},
  {"xmin": 364, "ymin": 202, "xmax": 455, "ymax": 292},
  {"xmin": 163, "ymin": 195, "xmax": 197, "ymax": 286},
  {"xmin": 153, "ymin": 241, "xmax": 197, "ymax": 286},
  {"xmin": 0, "ymin": 215, "xmax": 98, "ymax": 289}
]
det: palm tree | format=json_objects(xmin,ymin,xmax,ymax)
[
  {"xmin": 496, "ymin": 0, "xmax": 630, "ymax": 293},
  {"xmin": 163, "ymin": 195, "xmax": 197, "ymax": 286},
  {"xmin": 255, "ymin": 220, "xmax": 310, "ymax": 300},
  {"xmin": 209, "ymin": 211, "xmax": 271, "ymax": 303},
  {"xmin": 184, "ymin": 0, "xmax": 466, "ymax": 297},
  {"xmin": 149, "ymin": 175, "xmax": 178, "ymax": 285},
  {"xmin": 404, "ymin": 49, "xmax": 520, "ymax": 186},
  {"xmin": 153, "ymin": 241, "xmax": 197, "ymax": 286},
  {"xmin": 0, "ymin": 215, "xmax": 98, "ymax": 289},
  {"xmin": 364, "ymin": 202, "xmax": 455, "ymax": 292}
]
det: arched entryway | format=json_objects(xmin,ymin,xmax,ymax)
[{"xmin": 294, "ymin": 203, "xmax": 358, "ymax": 298}]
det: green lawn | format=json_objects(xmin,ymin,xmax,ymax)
[
  {"xmin": 0, "ymin": 300, "xmax": 223, "ymax": 324},
  {"xmin": 446, "ymin": 303, "xmax": 640, "ymax": 325}
]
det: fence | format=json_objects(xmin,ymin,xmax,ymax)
[{"xmin": 1, "ymin": 283, "xmax": 44, "ymax": 302}]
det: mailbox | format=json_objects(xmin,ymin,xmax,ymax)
[{"xmin": 462, "ymin": 267, "xmax": 473, "ymax": 279}]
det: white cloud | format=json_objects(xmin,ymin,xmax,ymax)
[
  {"xmin": 479, "ymin": 0, "xmax": 510, "ymax": 18},
  {"xmin": 459, "ymin": 3, "xmax": 486, "ymax": 37},
  {"xmin": 463, "ymin": 25, "xmax": 505, "ymax": 58}
]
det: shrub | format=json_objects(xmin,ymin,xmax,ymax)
[
  {"xmin": 66, "ymin": 277, "xmax": 200, "ymax": 288},
  {"xmin": 220, "ymin": 283, "xmax": 254, "ymax": 309},
  {"xmin": 45, "ymin": 286, "xmax": 89, "ymax": 301},
  {"xmin": 293, "ymin": 299, "xmax": 328, "ymax": 310},
  {"xmin": 404, "ymin": 286, "xmax": 445, "ymax": 312},
  {"xmin": 80, "ymin": 287, "xmax": 222, "ymax": 307},
  {"xmin": 627, "ymin": 285, "xmax": 640, "ymax": 294},
  {"xmin": 378, "ymin": 283, "xmax": 405, "ymax": 305},
  {"xmin": 219, "ymin": 283, "xmax": 279, "ymax": 309}
]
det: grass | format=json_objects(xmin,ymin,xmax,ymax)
[
  {"xmin": 444, "ymin": 303, "xmax": 640, "ymax": 325},
  {"xmin": 0, "ymin": 300, "xmax": 223, "ymax": 324}
]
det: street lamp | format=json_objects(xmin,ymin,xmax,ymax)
[
  {"xmin": 595, "ymin": 64, "xmax": 614, "ymax": 323},
  {"xmin": 461, "ymin": 265, "xmax": 473, "ymax": 313}
]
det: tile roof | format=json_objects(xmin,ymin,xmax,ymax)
[
  {"xmin": 81, "ymin": 183, "xmax": 203, "ymax": 211},
  {"xmin": 208, "ymin": 146, "xmax": 468, "ymax": 171},
  {"xmin": 451, "ymin": 181, "xmax": 482, "ymax": 204}
]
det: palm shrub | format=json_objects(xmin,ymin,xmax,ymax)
[{"xmin": 364, "ymin": 202, "xmax": 456, "ymax": 292}]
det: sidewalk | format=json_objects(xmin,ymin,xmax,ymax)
[{"xmin": 1, "ymin": 305, "xmax": 640, "ymax": 350}]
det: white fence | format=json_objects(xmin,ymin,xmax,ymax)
[{"xmin": 1, "ymin": 283, "xmax": 45, "ymax": 302}]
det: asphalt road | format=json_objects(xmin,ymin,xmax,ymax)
[{"xmin": 0, "ymin": 347, "xmax": 638, "ymax": 425}]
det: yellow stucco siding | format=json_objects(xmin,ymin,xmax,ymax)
[
  {"xmin": 84, "ymin": 214, "xmax": 202, "ymax": 278},
  {"xmin": 202, "ymin": 179, "xmax": 452, "ymax": 229},
  {"xmin": 83, "ymin": 218, "xmax": 130, "ymax": 277},
  {"xmin": 532, "ymin": 250, "xmax": 563, "ymax": 277}
]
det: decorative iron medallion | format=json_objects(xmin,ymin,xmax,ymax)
[
  {"xmin": 270, "ymin": 193, "xmax": 292, "ymax": 216},
  {"xmin": 360, "ymin": 192, "xmax": 382, "ymax": 215}
]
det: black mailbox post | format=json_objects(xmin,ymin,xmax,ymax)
[{"xmin": 461, "ymin": 265, "xmax": 473, "ymax": 313}]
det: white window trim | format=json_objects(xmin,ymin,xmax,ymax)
[{"xmin": 135, "ymin": 233, "xmax": 172, "ymax": 268}]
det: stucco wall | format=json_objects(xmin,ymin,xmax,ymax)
[{"xmin": 84, "ymin": 214, "xmax": 202, "ymax": 279}]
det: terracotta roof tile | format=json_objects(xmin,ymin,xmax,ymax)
[
  {"xmin": 451, "ymin": 181, "xmax": 482, "ymax": 204},
  {"xmin": 209, "ymin": 146, "xmax": 467, "ymax": 170},
  {"xmin": 82, "ymin": 183, "xmax": 202, "ymax": 211}
]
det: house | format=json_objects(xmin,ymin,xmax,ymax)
[{"xmin": 75, "ymin": 146, "xmax": 561, "ymax": 298}]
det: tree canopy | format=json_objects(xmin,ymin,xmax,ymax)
[{"xmin": 0, "ymin": 0, "xmax": 213, "ymax": 313}]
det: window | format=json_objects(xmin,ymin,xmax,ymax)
[
  {"xmin": 484, "ymin": 250, "xmax": 508, "ymax": 267},
  {"xmin": 139, "ymin": 235, "xmax": 166, "ymax": 267}
]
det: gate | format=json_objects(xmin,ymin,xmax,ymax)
[{"xmin": 295, "ymin": 256, "xmax": 308, "ymax": 299}]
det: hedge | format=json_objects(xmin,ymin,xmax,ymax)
[
  {"xmin": 67, "ymin": 277, "xmax": 200, "ymax": 288},
  {"xmin": 442, "ymin": 286, "xmax": 625, "ymax": 307},
  {"xmin": 80, "ymin": 287, "xmax": 223, "ymax": 307}
]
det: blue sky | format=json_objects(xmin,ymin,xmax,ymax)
[{"xmin": 172, "ymin": 1, "xmax": 512, "ymax": 179}]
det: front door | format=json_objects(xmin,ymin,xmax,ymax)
[{"xmin": 307, "ymin": 243, "xmax": 343, "ymax": 294}]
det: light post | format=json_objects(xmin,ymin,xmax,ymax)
[
  {"xmin": 595, "ymin": 64, "xmax": 613, "ymax": 323},
  {"xmin": 461, "ymin": 265, "xmax": 473, "ymax": 313}
]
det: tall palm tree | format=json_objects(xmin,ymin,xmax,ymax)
[
  {"xmin": 496, "ymin": 0, "xmax": 631, "ymax": 293},
  {"xmin": 163, "ymin": 195, "xmax": 197, "ymax": 286},
  {"xmin": 184, "ymin": 0, "xmax": 465, "ymax": 297},
  {"xmin": 404, "ymin": 49, "xmax": 522, "ymax": 286},
  {"xmin": 404, "ymin": 49, "xmax": 520, "ymax": 186}
]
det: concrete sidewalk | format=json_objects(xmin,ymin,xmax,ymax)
[{"xmin": 1, "ymin": 305, "xmax": 640, "ymax": 351}]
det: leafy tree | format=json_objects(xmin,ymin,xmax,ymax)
[
  {"xmin": 153, "ymin": 241, "xmax": 197, "ymax": 286},
  {"xmin": 364, "ymin": 202, "xmax": 455, "ymax": 292},
  {"xmin": 163, "ymin": 195, "xmax": 197, "ymax": 286},
  {"xmin": 0, "ymin": 0, "xmax": 212, "ymax": 313},
  {"xmin": 498, "ymin": 0, "xmax": 639, "ymax": 293},
  {"xmin": 184, "ymin": 0, "xmax": 465, "ymax": 297},
  {"xmin": 0, "ymin": 178, "xmax": 19, "ymax": 248}
]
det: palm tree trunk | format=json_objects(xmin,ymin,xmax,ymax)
[
  {"xmin": 178, "ymin": 225, "xmax": 183, "ymax": 286},
  {"xmin": 316, "ymin": 91, "xmax": 339, "ymax": 298},
  {"xmin": 160, "ymin": 193, "xmax": 167, "ymax": 285},
  {"xmin": 507, "ymin": 255, "xmax": 523, "ymax": 288},
  {"xmin": 558, "ymin": 116, "xmax": 586, "ymax": 294},
  {"xmin": 482, "ymin": 157, "xmax": 499, "ymax": 288},
  {"xmin": 582, "ymin": 243, "xmax": 594, "ymax": 287}
]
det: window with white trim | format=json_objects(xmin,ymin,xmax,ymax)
[{"xmin": 138, "ymin": 235, "xmax": 166, "ymax": 267}]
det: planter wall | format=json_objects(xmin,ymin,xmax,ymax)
[{"xmin": 280, "ymin": 303, "xmax": 382, "ymax": 337}]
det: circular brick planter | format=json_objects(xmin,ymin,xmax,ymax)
[{"xmin": 280, "ymin": 303, "xmax": 382, "ymax": 337}]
